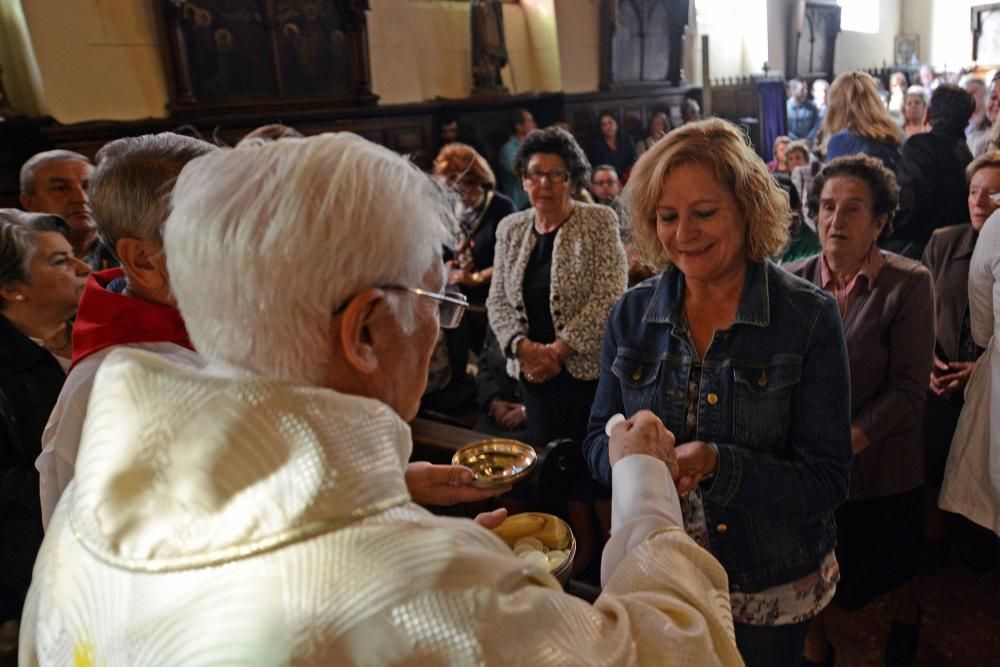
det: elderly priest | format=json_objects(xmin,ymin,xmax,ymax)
[{"xmin": 20, "ymin": 133, "xmax": 742, "ymax": 666}]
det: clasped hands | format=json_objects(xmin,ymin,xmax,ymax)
[
  {"xmin": 518, "ymin": 338, "xmax": 570, "ymax": 383},
  {"xmin": 608, "ymin": 410, "xmax": 719, "ymax": 495},
  {"xmin": 928, "ymin": 355, "xmax": 976, "ymax": 399}
]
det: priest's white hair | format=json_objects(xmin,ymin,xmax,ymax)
[{"xmin": 164, "ymin": 132, "xmax": 455, "ymax": 385}]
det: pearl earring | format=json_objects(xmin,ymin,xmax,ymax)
[{"xmin": 14, "ymin": 295, "xmax": 25, "ymax": 301}]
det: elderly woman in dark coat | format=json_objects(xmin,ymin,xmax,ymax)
[
  {"xmin": 0, "ymin": 210, "xmax": 88, "ymax": 627},
  {"xmin": 788, "ymin": 156, "xmax": 935, "ymax": 667}
]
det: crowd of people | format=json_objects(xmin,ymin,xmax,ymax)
[{"xmin": 0, "ymin": 68, "xmax": 998, "ymax": 667}]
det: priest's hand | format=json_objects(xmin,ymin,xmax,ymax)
[
  {"xmin": 405, "ymin": 461, "xmax": 510, "ymax": 505},
  {"xmin": 608, "ymin": 410, "xmax": 678, "ymax": 479},
  {"xmin": 473, "ymin": 507, "xmax": 508, "ymax": 529}
]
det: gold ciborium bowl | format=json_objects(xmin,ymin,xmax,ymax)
[
  {"xmin": 492, "ymin": 512, "xmax": 577, "ymax": 585},
  {"xmin": 452, "ymin": 439, "xmax": 537, "ymax": 489}
]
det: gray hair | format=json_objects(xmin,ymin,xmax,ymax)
[
  {"xmin": 964, "ymin": 77, "xmax": 986, "ymax": 93},
  {"xmin": 0, "ymin": 209, "xmax": 71, "ymax": 303},
  {"xmin": 164, "ymin": 132, "xmax": 455, "ymax": 385},
  {"xmin": 905, "ymin": 85, "xmax": 929, "ymax": 106},
  {"xmin": 90, "ymin": 133, "xmax": 217, "ymax": 260},
  {"xmin": 19, "ymin": 150, "xmax": 92, "ymax": 196}
]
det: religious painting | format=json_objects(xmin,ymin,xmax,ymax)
[
  {"xmin": 894, "ymin": 35, "xmax": 919, "ymax": 68},
  {"xmin": 172, "ymin": 1, "xmax": 276, "ymax": 101},
  {"xmin": 276, "ymin": 1, "xmax": 352, "ymax": 97},
  {"xmin": 157, "ymin": 0, "xmax": 375, "ymax": 111},
  {"xmin": 972, "ymin": 4, "xmax": 1000, "ymax": 64}
]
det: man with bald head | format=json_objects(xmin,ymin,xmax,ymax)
[{"xmin": 19, "ymin": 150, "xmax": 116, "ymax": 271}]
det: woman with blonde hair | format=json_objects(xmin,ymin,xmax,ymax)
[
  {"xmin": 888, "ymin": 71, "xmax": 909, "ymax": 119},
  {"xmin": 822, "ymin": 71, "xmax": 902, "ymax": 171},
  {"xmin": 584, "ymin": 118, "xmax": 852, "ymax": 666}
]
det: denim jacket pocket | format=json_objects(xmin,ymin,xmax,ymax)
[
  {"xmin": 733, "ymin": 358, "xmax": 802, "ymax": 451},
  {"xmin": 612, "ymin": 353, "xmax": 664, "ymax": 416}
]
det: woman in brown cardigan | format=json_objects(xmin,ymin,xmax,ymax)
[{"xmin": 787, "ymin": 156, "xmax": 935, "ymax": 667}]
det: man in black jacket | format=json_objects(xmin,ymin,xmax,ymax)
[{"xmin": 886, "ymin": 84, "xmax": 976, "ymax": 259}]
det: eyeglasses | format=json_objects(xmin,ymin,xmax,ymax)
[
  {"xmin": 382, "ymin": 286, "xmax": 468, "ymax": 329},
  {"xmin": 591, "ymin": 179, "xmax": 618, "ymax": 187},
  {"xmin": 525, "ymin": 169, "xmax": 569, "ymax": 184},
  {"xmin": 333, "ymin": 285, "xmax": 468, "ymax": 329}
]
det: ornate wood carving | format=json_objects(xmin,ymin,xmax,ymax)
[
  {"xmin": 599, "ymin": 0, "xmax": 690, "ymax": 89},
  {"xmin": 155, "ymin": 0, "xmax": 377, "ymax": 115},
  {"xmin": 789, "ymin": 1, "xmax": 841, "ymax": 79}
]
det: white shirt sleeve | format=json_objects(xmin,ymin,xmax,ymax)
[
  {"xmin": 37, "ymin": 365, "xmax": 96, "ymax": 530},
  {"xmin": 600, "ymin": 453, "xmax": 683, "ymax": 586},
  {"xmin": 969, "ymin": 211, "xmax": 1000, "ymax": 346}
]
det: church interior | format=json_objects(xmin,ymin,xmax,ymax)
[{"xmin": 1, "ymin": 1, "xmax": 999, "ymax": 665}]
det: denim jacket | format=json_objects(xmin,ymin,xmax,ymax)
[{"xmin": 584, "ymin": 260, "xmax": 853, "ymax": 592}]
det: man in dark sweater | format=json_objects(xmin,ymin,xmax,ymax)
[{"xmin": 886, "ymin": 84, "xmax": 976, "ymax": 259}]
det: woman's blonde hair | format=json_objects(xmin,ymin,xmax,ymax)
[
  {"xmin": 623, "ymin": 118, "xmax": 790, "ymax": 272},
  {"xmin": 821, "ymin": 71, "xmax": 901, "ymax": 149},
  {"xmin": 967, "ymin": 149, "xmax": 1000, "ymax": 181},
  {"xmin": 986, "ymin": 112, "xmax": 1000, "ymax": 154},
  {"xmin": 432, "ymin": 143, "xmax": 496, "ymax": 189}
]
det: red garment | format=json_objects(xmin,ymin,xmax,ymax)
[{"xmin": 70, "ymin": 268, "xmax": 193, "ymax": 370}]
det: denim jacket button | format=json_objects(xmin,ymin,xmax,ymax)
[
  {"xmin": 632, "ymin": 368, "xmax": 642, "ymax": 381},
  {"xmin": 715, "ymin": 523, "xmax": 728, "ymax": 534},
  {"xmin": 757, "ymin": 370, "xmax": 768, "ymax": 387},
  {"xmin": 707, "ymin": 392, "xmax": 719, "ymax": 405}
]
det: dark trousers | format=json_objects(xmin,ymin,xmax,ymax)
[
  {"xmin": 519, "ymin": 371, "xmax": 597, "ymax": 448},
  {"xmin": 520, "ymin": 371, "xmax": 598, "ymax": 503},
  {"xmin": 735, "ymin": 619, "xmax": 811, "ymax": 667}
]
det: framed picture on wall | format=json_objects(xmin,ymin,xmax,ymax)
[
  {"xmin": 973, "ymin": 4, "xmax": 1000, "ymax": 63},
  {"xmin": 894, "ymin": 35, "xmax": 919, "ymax": 67}
]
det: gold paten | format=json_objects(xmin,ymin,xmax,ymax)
[
  {"xmin": 452, "ymin": 439, "xmax": 537, "ymax": 488},
  {"xmin": 492, "ymin": 512, "xmax": 577, "ymax": 585}
]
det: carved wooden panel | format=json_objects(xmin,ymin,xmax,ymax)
[
  {"xmin": 563, "ymin": 85, "xmax": 699, "ymax": 155},
  {"xmin": 600, "ymin": 0, "xmax": 690, "ymax": 89},
  {"xmin": 155, "ymin": 0, "xmax": 376, "ymax": 114},
  {"xmin": 789, "ymin": 2, "xmax": 841, "ymax": 79}
]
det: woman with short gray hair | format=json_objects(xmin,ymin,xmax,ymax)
[
  {"xmin": 0, "ymin": 209, "xmax": 88, "ymax": 630},
  {"xmin": 488, "ymin": 126, "xmax": 627, "ymax": 572}
]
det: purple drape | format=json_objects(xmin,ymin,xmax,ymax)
[{"xmin": 758, "ymin": 80, "xmax": 787, "ymax": 162}]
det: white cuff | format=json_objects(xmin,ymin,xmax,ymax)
[
  {"xmin": 611, "ymin": 454, "xmax": 682, "ymax": 532},
  {"xmin": 600, "ymin": 454, "xmax": 683, "ymax": 586}
]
